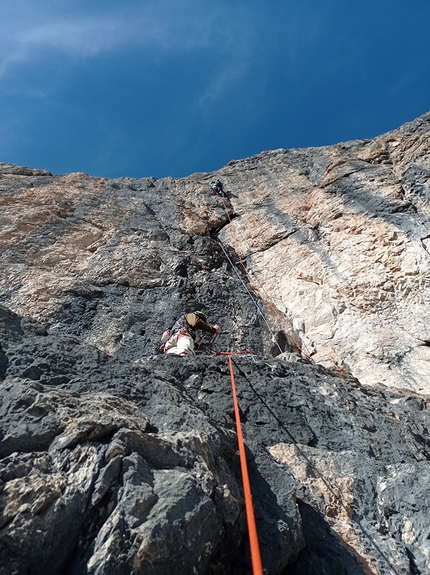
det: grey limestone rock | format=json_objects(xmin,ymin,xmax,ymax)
[
  {"xmin": 1, "ymin": 308, "xmax": 430, "ymax": 574},
  {"xmin": 2, "ymin": 114, "xmax": 430, "ymax": 574}
]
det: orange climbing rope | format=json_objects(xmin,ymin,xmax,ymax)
[
  {"xmin": 207, "ymin": 332, "xmax": 259, "ymax": 357},
  {"xmin": 228, "ymin": 355, "xmax": 263, "ymax": 575},
  {"xmin": 219, "ymin": 197, "xmax": 311, "ymax": 360}
]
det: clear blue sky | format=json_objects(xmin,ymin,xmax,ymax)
[{"xmin": 1, "ymin": 0, "xmax": 430, "ymax": 179}]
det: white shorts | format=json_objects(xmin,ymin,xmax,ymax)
[{"xmin": 165, "ymin": 333, "xmax": 195, "ymax": 356}]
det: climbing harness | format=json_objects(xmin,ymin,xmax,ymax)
[
  {"xmin": 228, "ymin": 355, "xmax": 263, "ymax": 575},
  {"xmin": 161, "ymin": 313, "xmax": 218, "ymax": 355}
]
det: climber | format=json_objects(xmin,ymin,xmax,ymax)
[
  {"xmin": 210, "ymin": 179, "xmax": 227, "ymax": 200},
  {"xmin": 160, "ymin": 311, "xmax": 221, "ymax": 356}
]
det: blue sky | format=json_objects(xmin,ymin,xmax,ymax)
[{"xmin": 1, "ymin": 0, "xmax": 430, "ymax": 179}]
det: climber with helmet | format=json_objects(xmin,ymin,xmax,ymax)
[
  {"xmin": 160, "ymin": 311, "xmax": 221, "ymax": 356},
  {"xmin": 210, "ymin": 179, "xmax": 227, "ymax": 200}
]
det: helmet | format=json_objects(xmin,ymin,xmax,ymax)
[{"xmin": 194, "ymin": 310, "xmax": 207, "ymax": 323}]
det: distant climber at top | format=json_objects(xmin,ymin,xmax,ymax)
[
  {"xmin": 160, "ymin": 311, "xmax": 221, "ymax": 356},
  {"xmin": 211, "ymin": 179, "xmax": 227, "ymax": 200}
]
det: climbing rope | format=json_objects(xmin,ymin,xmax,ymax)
[
  {"xmin": 198, "ymin": 331, "xmax": 260, "ymax": 357},
  {"xmin": 216, "ymin": 239, "xmax": 283, "ymax": 355},
  {"xmin": 230, "ymin": 357, "xmax": 404, "ymax": 575},
  {"xmin": 228, "ymin": 355, "xmax": 263, "ymax": 575},
  {"xmin": 217, "ymin": 196, "xmax": 312, "ymax": 360}
]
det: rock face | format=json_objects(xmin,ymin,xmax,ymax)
[
  {"xmin": 1, "ymin": 114, "xmax": 430, "ymax": 574},
  {"xmin": 215, "ymin": 114, "xmax": 430, "ymax": 393}
]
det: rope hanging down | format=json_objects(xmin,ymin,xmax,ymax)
[
  {"xmin": 228, "ymin": 355, "xmax": 263, "ymax": 575},
  {"xmin": 217, "ymin": 196, "xmax": 312, "ymax": 360},
  {"xmin": 215, "ymin": 239, "xmax": 283, "ymax": 355}
]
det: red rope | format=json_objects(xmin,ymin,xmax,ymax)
[
  {"xmin": 228, "ymin": 355, "xmax": 263, "ymax": 575},
  {"xmin": 211, "ymin": 349, "xmax": 258, "ymax": 356},
  {"xmin": 208, "ymin": 331, "xmax": 259, "ymax": 357}
]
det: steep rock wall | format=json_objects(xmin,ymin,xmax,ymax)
[
  {"xmin": 216, "ymin": 113, "xmax": 430, "ymax": 392},
  {"xmin": 1, "ymin": 114, "xmax": 430, "ymax": 574},
  {"xmin": 1, "ymin": 114, "xmax": 430, "ymax": 391}
]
